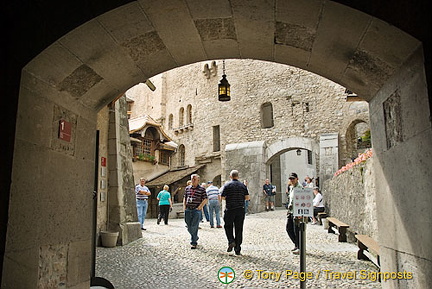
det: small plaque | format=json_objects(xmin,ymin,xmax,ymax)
[{"xmin": 58, "ymin": 119, "xmax": 72, "ymax": 142}]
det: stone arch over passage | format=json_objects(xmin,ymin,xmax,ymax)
[
  {"xmin": 265, "ymin": 137, "xmax": 319, "ymax": 207},
  {"xmin": 4, "ymin": 1, "xmax": 431, "ymax": 288},
  {"xmin": 345, "ymin": 118, "xmax": 371, "ymax": 162},
  {"xmin": 265, "ymin": 137, "xmax": 319, "ymax": 165}
]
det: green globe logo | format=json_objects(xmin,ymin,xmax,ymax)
[{"xmin": 218, "ymin": 266, "xmax": 235, "ymax": 284}]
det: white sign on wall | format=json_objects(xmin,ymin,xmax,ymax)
[{"xmin": 293, "ymin": 187, "xmax": 314, "ymax": 217}]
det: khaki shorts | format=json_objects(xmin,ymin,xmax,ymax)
[{"xmin": 265, "ymin": 195, "xmax": 275, "ymax": 202}]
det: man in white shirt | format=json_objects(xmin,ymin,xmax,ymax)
[{"xmin": 135, "ymin": 178, "xmax": 151, "ymax": 230}]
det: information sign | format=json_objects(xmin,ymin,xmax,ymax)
[{"xmin": 293, "ymin": 187, "xmax": 314, "ymax": 217}]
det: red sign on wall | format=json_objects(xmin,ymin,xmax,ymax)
[
  {"xmin": 101, "ymin": 157, "xmax": 107, "ymax": 167},
  {"xmin": 58, "ymin": 119, "xmax": 72, "ymax": 142}
]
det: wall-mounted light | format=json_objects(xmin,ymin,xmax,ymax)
[
  {"xmin": 218, "ymin": 60, "xmax": 231, "ymax": 101},
  {"xmin": 296, "ymin": 149, "xmax": 302, "ymax": 156}
]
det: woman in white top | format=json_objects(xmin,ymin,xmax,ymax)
[
  {"xmin": 304, "ymin": 176, "xmax": 314, "ymax": 188},
  {"xmin": 312, "ymin": 187, "xmax": 325, "ymax": 224}
]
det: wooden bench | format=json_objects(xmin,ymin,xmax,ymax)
[
  {"xmin": 327, "ymin": 217, "xmax": 349, "ymax": 242},
  {"xmin": 317, "ymin": 212, "xmax": 328, "ymax": 225},
  {"xmin": 355, "ymin": 235, "xmax": 380, "ymax": 268}
]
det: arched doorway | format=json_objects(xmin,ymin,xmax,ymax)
[
  {"xmin": 2, "ymin": 1, "xmax": 431, "ymax": 288},
  {"xmin": 345, "ymin": 119, "xmax": 371, "ymax": 163},
  {"xmin": 264, "ymin": 138, "xmax": 319, "ymax": 207}
]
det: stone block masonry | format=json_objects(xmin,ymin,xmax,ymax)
[{"xmin": 323, "ymin": 157, "xmax": 377, "ymax": 241}]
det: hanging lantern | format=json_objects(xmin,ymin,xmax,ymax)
[{"xmin": 218, "ymin": 60, "xmax": 231, "ymax": 101}]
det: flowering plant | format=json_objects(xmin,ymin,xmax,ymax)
[{"xmin": 334, "ymin": 149, "xmax": 373, "ymax": 176}]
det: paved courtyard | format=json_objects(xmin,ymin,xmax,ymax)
[{"xmin": 95, "ymin": 209, "xmax": 381, "ymax": 288}]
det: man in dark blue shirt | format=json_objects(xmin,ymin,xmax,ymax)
[
  {"xmin": 221, "ymin": 170, "xmax": 250, "ymax": 255},
  {"xmin": 263, "ymin": 178, "xmax": 275, "ymax": 211}
]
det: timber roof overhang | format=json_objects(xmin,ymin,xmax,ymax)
[{"xmin": 146, "ymin": 165, "xmax": 206, "ymax": 187}]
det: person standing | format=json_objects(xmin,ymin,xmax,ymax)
[
  {"xmin": 135, "ymin": 177, "xmax": 151, "ymax": 231},
  {"xmin": 206, "ymin": 181, "xmax": 222, "ymax": 228},
  {"xmin": 285, "ymin": 172, "xmax": 303, "ymax": 254},
  {"xmin": 157, "ymin": 185, "xmax": 173, "ymax": 225},
  {"xmin": 183, "ymin": 174, "xmax": 207, "ymax": 249},
  {"xmin": 200, "ymin": 182, "xmax": 210, "ymax": 223},
  {"xmin": 221, "ymin": 170, "xmax": 250, "ymax": 256},
  {"xmin": 263, "ymin": 179, "xmax": 275, "ymax": 211}
]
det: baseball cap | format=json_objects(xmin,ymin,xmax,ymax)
[
  {"xmin": 207, "ymin": 181, "xmax": 213, "ymax": 184},
  {"xmin": 288, "ymin": 173, "xmax": 298, "ymax": 179}
]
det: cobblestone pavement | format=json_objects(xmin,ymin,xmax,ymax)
[{"xmin": 95, "ymin": 209, "xmax": 381, "ymax": 289}]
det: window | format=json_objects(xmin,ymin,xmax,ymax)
[
  {"xmin": 307, "ymin": 150, "xmax": 313, "ymax": 165},
  {"xmin": 133, "ymin": 138, "xmax": 154, "ymax": 161},
  {"xmin": 213, "ymin": 125, "xmax": 220, "ymax": 152},
  {"xmin": 178, "ymin": 144, "xmax": 185, "ymax": 167},
  {"xmin": 261, "ymin": 102, "xmax": 274, "ymax": 128},
  {"xmin": 186, "ymin": 104, "xmax": 193, "ymax": 124},
  {"xmin": 179, "ymin": 107, "xmax": 184, "ymax": 127},
  {"xmin": 142, "ymin": 139, "xmax": 152, "ymax": 155},
  {"xmin": 134, "ymin": 128, "xmax": 156, "ymax": 158},
  {"xmin": 168, "ymin": 114, "xmax": 173, "ymax": 129},
  {"xmin": 159, "ymin": 150, "xmax": 170, "ymax": 166}
]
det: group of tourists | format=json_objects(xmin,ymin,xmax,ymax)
[{"xmin": 135, "ymin": 170, "xmax": 324, "ymax": 256}]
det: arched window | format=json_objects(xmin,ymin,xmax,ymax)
[
  {"xmin": 186, "ymin": 104, "xmax": 192, "ymax": 124},
  {"xmin": 168, "ymin": 114, "xmax": 173, "ymax": 129},
  {"xmin": 179, "ymin": 107, "xmax": 184, "ymax": 127},
  {"xmin": 178, "ymin": 144, "xmax": 185, "ymax": 167},
  {"xmin": 261, "ymin": 102, "xmax": 274, "ymax": 128}
]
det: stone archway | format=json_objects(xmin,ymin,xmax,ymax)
[
  {"xmin": 266, "ymin": 137, "xmax": 320, "ymax": 205},
  {"xmin": 345, "ymin": 119, "xmax": 371, "ymax": 163},
  {"xmin": 266, "ymin": 137, "xmax": 319, "ymax": 164},
  {"xmin": 3, "ymin": 1, "xmax": 431, "ymax": 288}
]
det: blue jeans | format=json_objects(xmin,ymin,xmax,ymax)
[
  {"xmin": 245, "ymin": 200, "xmax": 250, "ymax": 214},
  {"xmin": 184, "ymin": 208, "xmax": 200, "ymax": 245},
  {"xmin": 208, "ymin": 199, "xmax": 221, "ymax": 227},
  {"xmin": 136, "ymin": 199, "xmax": 148, "ymax": 228},
  {"xmin": 200, "ymin": 204, "xmax": 210, "ymax": 221}
]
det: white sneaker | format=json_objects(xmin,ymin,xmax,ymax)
[{"xmin": 292, "ymin": 248, "xmax": 300, "ymax": 255}]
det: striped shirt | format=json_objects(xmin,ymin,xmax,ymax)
[
  {"xmin": 184, "ymin": 185, "xmax": 207, "ymax": 209},
  {"xmin": 221, "ymin": 179, "xmax": 249, "ymax": 210},
  {"xmin": 206, "ymin": 185, "xmax": 220, "ymax": 200},
  {"xmin": 135, "ymin": 184, "xmax": 150, "ymax": 199}
]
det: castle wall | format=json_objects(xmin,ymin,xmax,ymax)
[{"xmin": 126, "ymin": 59, "xmax": 370, "ymax": 186}]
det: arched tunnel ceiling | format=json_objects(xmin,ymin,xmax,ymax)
[{"xmin": 20, "ymin": 0, "xmax": 422, "ymax": 112}]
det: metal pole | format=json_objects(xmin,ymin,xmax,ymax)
[{"xmin": 299, "ymin": 217, "xmax": 306, "ymax": 289}]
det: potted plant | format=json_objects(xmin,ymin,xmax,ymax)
[{"xmin": 137, "ymin": 153, "xmax": 157, "ymax": 164}]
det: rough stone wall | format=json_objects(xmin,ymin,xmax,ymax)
[{"xmin": 322, "ymin": 157, "xmax": 378, "ymax": 241}]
